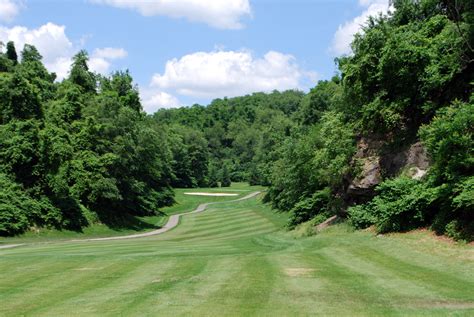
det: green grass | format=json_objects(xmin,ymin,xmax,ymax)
[
  {"xmin": 0, "ymin": 183, "xmax": 260, "ymax": 244},
  {"xmin": 0, "ymin": 184, "xmax": 473, "ymax": 316},
  {"xmin": 161, "ymin": 183, "xmax": 264, "ymax": 216}
]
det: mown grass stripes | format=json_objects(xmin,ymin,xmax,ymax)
[{"xmin": 0, "ymin": 184, "xmax": 473, "ymax": 316}]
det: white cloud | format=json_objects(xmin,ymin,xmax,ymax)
[
  {"xmin": 0, "ymin": 22, "xmax": 74, "ymax": 79},
  {"xmin": 330, "ymin": 0, "xmax": 391, "ymax": 56},
  {"xmin": 150, "ymin": 49, "xmax": 316, "ymax": 99},
  {"xmin": 141, "ymin": 89, "xmax": 181, "ymax": 113},
  {"xmin": 89, "ymin": 47, "xmax": 127, "ymax": 74},
  {"xmin": 0, "ymin": 22, "xmax": 127, "ymax": 79},
  {"xmin": 93, "ymin": 47, "xmax": 127, "ymax": 59},
  {"xmin": 47, "ymin": 57, "xmax": 73, "ymax": 81},
  {"xmin": 0, "ymin": 0, "xmax": 22, "ymax": 23},
  {"xmin": 91, "ymin": 0, "xmax": 251, "ymax": 29},
  {"xmin": 88, "ymin": 57, "xmax": 110, "ymax": 74}
]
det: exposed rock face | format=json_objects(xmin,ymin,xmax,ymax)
[
  {"xmin": 347, "ymin": 156, "xmax": 382, "ymax": 196},
  {"xmin": 346, "ymin": 137, "xmax": 384, "ymax": 198},
  {"xmin": 346, "ymin": 138, "xmax": 430, "ymax": 200},
  {"xmin": 381, "ymin": 141, "xmax": 430, "ymax": 177},
  {"xmin": 404, "ymin": 142, "xmax": 430, "ymax": 180},
  {"xmin": 406, "ymin": 142, "xmax": 430, "ymax": 169}
]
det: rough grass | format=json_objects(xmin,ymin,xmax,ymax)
[{"xmin": 0, "ymin": 185, "xmax": 473, "ymax": 316}]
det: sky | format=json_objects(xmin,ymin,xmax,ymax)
[{"xmin": 0, "ymin": 0, "xmax": 390, "ymax": 113}]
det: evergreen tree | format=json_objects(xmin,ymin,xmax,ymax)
[
  {"xmin": 69, "ymin": 50, "xmax": 95, "ymax": 93},
  {"xmin": 6, "ymin": 41, "xmax": 17, "ymax": 65}
]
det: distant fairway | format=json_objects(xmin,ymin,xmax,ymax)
[{"xmin": 0, "ymin": 185, "xmax": 473, "ymax": 316}]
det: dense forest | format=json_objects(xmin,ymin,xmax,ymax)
[{"xmin": 0, "ymin": 0, "xmax": 472, "ymax": 241}]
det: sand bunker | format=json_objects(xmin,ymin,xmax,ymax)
[{"xmin": 184, "ymin": 192, "xmax": 239, "ymax": 196}]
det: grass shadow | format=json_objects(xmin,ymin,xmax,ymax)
[{"xmin": 95, "ymin": 210, "xmax": 164, "ymax": 232}]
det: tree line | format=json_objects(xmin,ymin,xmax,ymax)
[
  {"xmin": 155, "ymin": 0, "xmax": 473, "ymax": 241},
  {"xmin": 1, "ymin": 44, "xmax": 201, "ymax": 235},
  {"xmin": 1, "ymin": 0, "xmax": 472, "ymax": 240}
]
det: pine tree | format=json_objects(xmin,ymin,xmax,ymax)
[
  {"xmin": 6, "ymin": 41, "xmax": 18, "ymax": 64},
  {"xmin": 69, "ymin": 50, "xmax": 95, "ymax": 93}
]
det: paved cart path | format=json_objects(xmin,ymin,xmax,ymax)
[
  {"xmin": 0, "ymin": 191, "xmax": 262, "ymax": 248},
  {"xmin": 79, "ymin": 191, "xmax": 261, "ymax": 241}
]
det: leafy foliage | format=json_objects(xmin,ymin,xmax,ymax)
[
  {"xmin": 0, "ymin": 43, "xmax": 175, "ymax": 235},
  {"xmin": 267, "ymin": 112, "xmax": 354, "ymax": 223},
  {"xmin": 341, "ymin": 0, "xmax": 473, "ymax": 240},
  {"xmin": 348, "ymin": 178, "xmax": 440, "ymax": 233},
  {"xmin": 419, "ymin": 98, "xmax": 474, "ymax": 239},
  {"xmin": 338, "ymin": 0, "xmax": 472, "ymax": 134},
  {"xmin": 154, "ymin": 90, "xmax": 302, "ymax": 186},
  {"xmin": 0, "ymin": 0, "xmax": 471, "ymax": 240}
]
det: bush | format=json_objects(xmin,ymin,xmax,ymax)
[
  {"xmin": 348, "ymin": 204, "xmax": 376, "ymax": 230},
  {"xmin": 220, "ymin": 165, "xmax": 231, "ymax": 187},
  {"xmin": 445, "ymin": 220, "xmax": 463, "ymax": 241},
  {"xmin": 452, "ymin": 177, "xmax": 474, "ymax": 211},
  {"xmin": 419, "ymin": 100, "xmax": 473, "ymax": 183},
  {"xmin": 419, "ymin": 99, "xmax": 473, "ymax": 241},
  {"xmin": 0, "ymin": 173, "xmax": 38, "ymax": 235},
  {"xmin": 348, "ymin": 177, "xmax": 440, "ymax": 233},
  {"xmin": 288, "ymin": 188, "xmax": 330, "ymax": 228}
]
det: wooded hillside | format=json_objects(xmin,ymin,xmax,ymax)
[{"xmin": 1, "ymin": 0, "xmax": 472, "ymax": 240}]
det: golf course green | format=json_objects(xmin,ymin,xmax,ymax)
[{"xmin": 0, "ymin": 184, "xmax": 473, "ymax": 316}]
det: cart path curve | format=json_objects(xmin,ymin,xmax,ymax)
[
  {"xmin": 0, "ymin": 191, "xmax": 262, "ymax": 248},
  {"xmin": 79, "ymin": 191, "xmax": 261, "ymax": 242}
]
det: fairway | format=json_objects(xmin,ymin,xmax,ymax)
[{"xmin": 1, "ymin": 190, "xmax": 473, "ymax": 316}]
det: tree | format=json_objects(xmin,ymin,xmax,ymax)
[
  {"xmin": 297, "ymin": 76, "xmax": 343, "ymax": 125},
  {"xmin": 0, "ymin": 71, "xmax": 43, "ymax": 123},
  {"xmin": 6, "ymin": 41, "xmax": 17, "ymax": 64},
  {"xmin": 338, "ymin": 0, "xmax": 472, "ymax": 134},
  {"xmin": 21, "ymin": 44, "xmax": 42, "ymax": 63},
  {"xmin": 207, "ymin": 162, "xmax": 219, "ymax": 188},
  {"xmin": 0, "ymin": 42, "xmax": 13, "ymax": 72},
  {"xmin": 221, "ymin": 164, "xmax": 231, "ymax": 187},
  {"xmin": 69, "ymin": 50, "xmax": 95, "ymax": 93},
  {"xmin": 99, "ymin": 71, "xmax": 141, "ymax": 111},
  {"xmin": 0, "ymin": 43, "xmax": 178, "ymax": 235},
  {"xmin": 19, "ymin": 44, "xmax": 56, "ymax": 101}
]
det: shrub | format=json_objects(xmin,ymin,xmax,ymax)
[
  {"xmin": 419, "ymin": 99, "xmax": 473, "ymax": 241},
  {"xmin": 0, "ymin": 173, "xmax": 38, "ymax": 235},
  {"xmin": 419, "ymin": 100, "xmax": 473, "ymax": 183},
  {"xmin": 348, "ymin": 177, "xmax": 440, "ymax": 233},
  {"xmin": 288, "ymin": 188, "xmax": 330, "ymax": 228},
  {"xmin": 348, "ymin": 204, "xmax": 376, "ymax": 230}
]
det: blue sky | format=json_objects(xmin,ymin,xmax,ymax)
[{"xmin": 0, "ymin": 0, "xmax": 390, "ymax": 113}]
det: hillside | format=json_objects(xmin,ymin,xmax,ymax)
[{"xmin": 0, "ymin": 0, "xmax": 473, "ymax": 242}]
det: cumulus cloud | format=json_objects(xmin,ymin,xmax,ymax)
[
  {"xmin": 0, "ymin": 22, "xmax": 74, "ymax": 78},
  {"xmin": 89, "ymin": 47, "xmax": 128, "ymax": 74},
  {"xmin": 0, "ymin": 23, "xmax": 127, "ymax": 79},
  {"xmin": 330, "ymin": 0, "xmax": 391, "ymax": 56},
  {"xmin": 0, "ymin": 0, "xmax": 23, "ymax": 23},
  {"xmin": 150, "ymin": 49, "xmax": 316, "ymax": 99},
  {"xmin": 141, "ymin": 89, "xmax": 181, "ymax": 113},
  {"xmin": 91, "ymin": 0, "xmax": 251, "ymax": 29},
  {"xmin": 93, "ymin": 47, "xmax": 127, "ymax": 59}
]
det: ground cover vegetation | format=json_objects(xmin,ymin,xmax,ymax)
[{"xmin": 0, "ymin": 0, "xmax": 472, "ymax": 241}]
